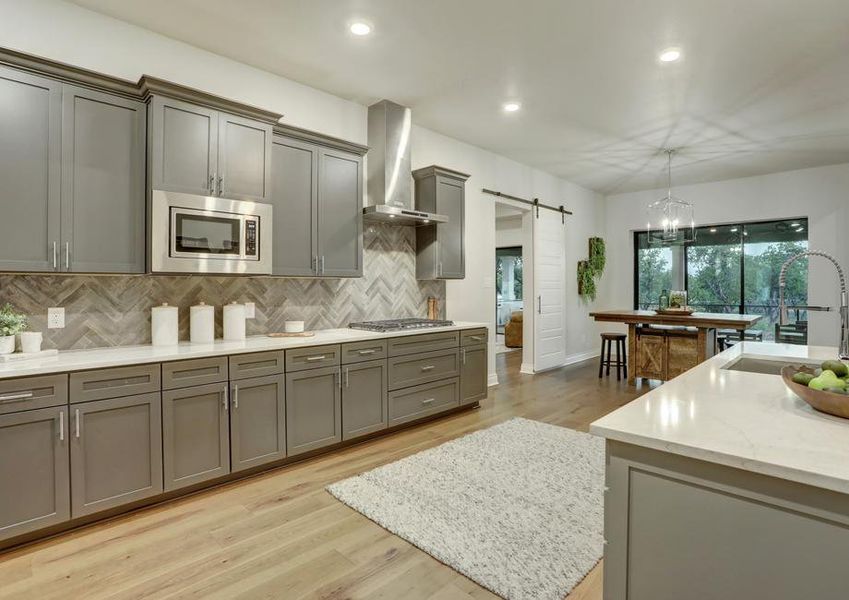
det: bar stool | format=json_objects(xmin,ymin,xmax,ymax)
[{"xmin": 598, "ymin": 332, "xmax": 627, "ymax": 380}]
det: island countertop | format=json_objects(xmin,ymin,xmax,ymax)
[
  {"xmin": 590, "ymin": 342, "xmax": 849, "ymax": 495},
  {"xmin": 589, "ymin": 309, "xmax": 761, "ymax": 329}
]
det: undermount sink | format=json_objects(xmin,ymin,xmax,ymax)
[{"xmin": 721, "ymin": 356, "xmax": 819, "ymax": 375}]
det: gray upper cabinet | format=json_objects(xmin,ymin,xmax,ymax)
[
  {"xmin": 0, "ymin": 66, "xmax": 61, "ymax": 272},
  {"xmin": 70, "ymin": 393, "xmax": 163, "ymax": 518},
  {"xmin": 61, "ymin": 85, "xmax": 146, "ymax": 273},
  {"xmin": 414, "ymin": 166, "xmax": 470, "ymax": 280},
  {"xmin": 460, "ymin": 344, "xmax": 487, "ymax": 405},
  {"xmin": 342, "ymin": 359, "xmax": 388, "ymax": 441},
  {"xmin": 317, "ymin": 148, "xmax": 363, "ymax": 277},
  {"xmin": 149, "ymin": 95, "xmax": 271, "ymax": 201},
  {"xmin": 218, "ymin": 113, "xmax": 272, "ymax": 202},
  {"xmin": 270, "ymin": 133, "xmax": 364, "ymax": 277},
  {"xmin": 271, "ymin": 136, "xmax": 317, "ymax": 276},
  {"xmin": 149, "ymin": 96, "xmax": 217, "ymax": 196},
  {"xmin": 285, "ymin": 365, "xmax": 342, "ymax": 456},
  {"xmin": 162, "ymin": 382, "xmax": 230, "ymax": 491},
  {"xmin": 0, "ymin": 406, "xmax": 70, "ymax": 542},
  {"xmin": 229, "ymin": 374, "xmax": 286, "ymax": 472}
]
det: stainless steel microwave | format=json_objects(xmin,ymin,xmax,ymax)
[{"xmin": 150, "ymin": 190, "xmax": 273, "ymax": 274}]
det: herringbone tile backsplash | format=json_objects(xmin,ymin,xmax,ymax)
[{"xmin": 0, "ymin": 224, "xmax": 446, "ymax": 350}]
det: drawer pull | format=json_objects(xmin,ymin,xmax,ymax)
[
  {"xmin": 358, "ymin": 349, "xmax": 377, "ymax": 355},
  {"xmin": 421, "ymin": 398, "xmax": 435, "ymax": 405},
  {"xmin": 305, "ymin": 355, "xmax": 326, "ymax": 362},
  {"xmin": 59, "ymin": 410, "xmax": 64, "ymax": 442},
  {"xmin": 0, "ymin": 391, "xmax": 33, "ymax": 403},
  {"xmin": 233, "ymin": 384, "xmax": 239, "ymax": 409},
  {"xmin": 222, "ymin": 386, "xmax": 229, "ymax": 411},
  {"xmin": 468, "ymin": 335, "xmax": 484, "ymax": 341},
  {"xmin": 420, "ymin": 365, "xmax": 435, "ymax": 372}
]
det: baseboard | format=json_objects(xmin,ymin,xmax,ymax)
[
  {"xmin": 487, "ymin": 373, "xmax": 499, "ymax": 387},
  {"xmin": 520, "ymin": 362, "xmax": 535, "ymax": 375},
  {"xmin": 526, "ymin": 350, "xmax": 600, "ymax": 374}
]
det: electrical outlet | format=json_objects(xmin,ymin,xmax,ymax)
[
  {"xmin": 244, "ymin": 302, "xmax": 256, "ymax": 319},
  {"xmin": 47, "ymin": 307, "xmax": 65, "ymax": 329}
]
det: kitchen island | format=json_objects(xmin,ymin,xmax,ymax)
[
  {"xmin": 591, "ymin": 342, "xmax": 849, "ymax": 600},
  {"xmin": 589, "ymin": 309, "xmax": 761, "ymax": 384}
]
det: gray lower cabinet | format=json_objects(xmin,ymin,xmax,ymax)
[
  {"xmin": 162, "ymin": 383, "xmax": 230, "ymax": 491},
  {"xmin": 460, "ymin": 344, "xmax": 487, "ymax": 405},
  {"xmin": 317, "ymin": 148, "xmax": 362, "ymax": 277},
  {"xmin": 61, "ymin": 85, "xmax": 146, "ymax": 273},
  {"xmin": 70, "ymin": 393, "xmax": 163, "ymax": 518},
  {"xmin": 229, "ymin": 374, "xmax": 286, "ymax": 472},
  {"xmin": 285, "ymin": 366, "xmax": 342, "ymax": 456},
  {"xmin": 342, "ymin": 359, "xmax": 388, "ymax": 441},
  {"xmin": 0, "ymin": 66, "xmax": 61, "ymax": 272},
  {"xmin": 0, "ymin": 406, "xmax": 70, "ymax": 542},
  {"xmin": 388, "ymin": 378, "xmax": 460, "ymax": 427},
  {"xmin": 414, "ymin": 166, "xmax": 470, "ymax": 280}
]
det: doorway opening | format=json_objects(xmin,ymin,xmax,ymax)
[{"xmin": 496, "ymin": 246, "xmax": 523, "ymax": 352}]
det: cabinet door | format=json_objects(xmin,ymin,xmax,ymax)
[
  {"xmin": 0, "ymin": 406, "xmax": 69, "ymax": 542},
  {"xmin": 61, "ymin": 85, "xmax": 146, "ymax": 273},
  {"xmin": 229, "ymin": 375, "xmax": 286, "ymax": 472},
  {"xmin": 666, "ymin": 335, "xmax": 699, "ymax": 380},
  {"xmin": 317, "ymin": 148, "xmax": 362, "ymax": 277},
  {"xmin": 636, "ymin": 333, "xmax": 666, "ymax": 380},
  {"xmin": 0, "ymin": 66, "xmax": 61, "ymax": 272},
  {"xmin": 342, "ymin": 359, "xmax": 388, "ymax": 441},
  {"xmin": 435, "ymin": 176, "xmax": 465, "ymax": 278},
  {"xmin": 162, "ymin": 383, "xmax": 230, "ymax": 491},
  {"xmin": 70, "ymin": 393, "xmax": 162, "ymax": 518},
  {"xmin": 271, "ymin": 136, "xmax": 317, "ymax": 276},
  {"xmin": 218, "ymin": 112, "xmax": 272, "ymax": 202},
  {"xmin": 285, "ymin": 366, "xmax": 342, "ymax": 456},
  {"xmin": 149, "ymin": 96, "xmax": 217, "ymax": 196},
  {"xmin": 460, "ymin": 344, "xmax": 487, "ymax": 405}
]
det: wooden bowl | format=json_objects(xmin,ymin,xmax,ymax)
[
  {"xmin": 781, "ymin": 365, "xmax": 849, "ymax": 419},
  {"xmin": 656, "ymin": 307, "xmax": 695, "ymax": 316}
]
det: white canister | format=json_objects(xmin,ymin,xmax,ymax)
[
  {"xmin": 190, "ymin": 302, "xmax": 215, "ymax": 344},
  {"xmin": 20, "ymin": 331, "xmax": 43, "ymax": 353},
  {"xmin": 151, "ymin": 303, "xmax": 179, "ymax": 346},
  {"xmin": 284, "ymin": 320, "xmax": 305, "ymax": 333},
  {"xmin": 0, "ymin": 335, "xmax": 15, "ymax": 355},
  {"xmin": 223, "ymin": 302, "xmax": 246, "ymax": 341}
]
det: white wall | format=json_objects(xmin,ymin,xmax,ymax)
[
  {"xmin": 604, "ymin": 163, "xmax": 849, "ymax": 347},
  {"xmin": 3, "ymin": 0, "xmax": 609, "ymax": 381}
]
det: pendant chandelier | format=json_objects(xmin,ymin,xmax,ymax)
[{"xmin": 646, "ymin": 149, "xmax": 695, "ymax": 245}]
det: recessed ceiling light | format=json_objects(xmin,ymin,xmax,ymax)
[
  {"xmin": 730, "ymin": 227, "xmax": 738, "ymax": 232},
  {"xmin": 709, "ymin": 228, "xmax": 717, "ymax": 233},
  {"xmin": 503, "ymin": 102, "xmax": 521, "ymax": 112},
  {"xmin": 349, "ymin": 22, "xmax": 372, "ymax": 36},
  {"xmin": 659, "ymin": 47, "xmax": 682, "ymax": 62},
  {"xmin": 790, "ymin": 222, "xmax": 800, "ymax": 227}
]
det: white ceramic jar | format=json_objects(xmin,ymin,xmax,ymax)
[{"xmin": 20, "ymin": 331, "xmax": 43, "ymax": 353}]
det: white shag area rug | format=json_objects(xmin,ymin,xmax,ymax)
[{"xmin": 326, "ymin": 417, "xmax": 605, "ymax": 600}]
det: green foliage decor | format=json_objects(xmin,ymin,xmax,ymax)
[
  {"xmin": 0, "ymin": 304, "xmax": 27, "ymax": 337},
  {"xmin": 578, "ymin": 237, "xmax": 605, "ymax": 301}
]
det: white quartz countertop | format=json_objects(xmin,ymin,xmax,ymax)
[
  {"xmin": 590, "ymin": 342, "xmax": 849, "ymax": 495},
  {"xmin": 0, "ymin": 322, "xmax": 487, "ymax": 380}
]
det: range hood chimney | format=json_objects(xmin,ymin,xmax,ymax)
[{"xmin": 363, "ymin": 100, "xmax": 448, "ymax": 226}]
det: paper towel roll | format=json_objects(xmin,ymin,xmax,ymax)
[
  {"xmin": 151, "ymin": 303, "xmax": 178, "ymax": 346},
  {"xmin": 190, "ymin": 302, "xmax": 215, "ymax": 344},
  {"xmin": 223, "ymin": 302, "xmax": 246, "ymax": 341}
]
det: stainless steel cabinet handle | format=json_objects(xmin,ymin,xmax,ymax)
[
  {"xmin": 208, "ymin": 174, "xmax": 215, "ymax": 195},
  {"xmin": 335, "ymin": 369, "xmax": 342, "ymax": 389},
  {"xmin": 438, "ymin": 262, "xmax": 443, "ymax": 277},
  {"xmin": 222, "ymin": 385, "xmax": 229, "ymax": 411},
  {"xmin": 420, "ymin": 365, "xmax": 435, "ymax": 372},
  {"xmin": 313, "ymin": 255, "xmax": 318, "ymax": 274},
  {"xmin": 217, "ymin": 175, "xmax": 223, "ymax": 196},
  {"xmin": 305, "ymin": 355, "xmax": 326, "ymax": 362},
  {"xmin": 462, "ymin": 348, "xmax": 466, "ymax": 365},
  {"xmin": 65, "ymin": 242, "xmax": 70, "ymax": 270},
  {"xmin": 320, "ymin": 256, "xmax": 325, "ymax": 275},
  {"xmin": 538, "ymin": 295, "xmax": 542, "ymax": 314},
  {"xmin": 59, "ymin": 410, "xmax": 64, "ymax": 442},
  {"xmin": 469, "ymin": 335, "xmax": 483, "ymax": 341},
  {"xmin": 75, "ymin": 409, "xmax": 80, "ymax": 439},
  {"xmin": 358, "ymin": 349, "xmax": 376, "ymax": 355},
  {"xmin": 344, "ymin": 368, "xmax": 349, "ymax": 388},
  {"xmin": 233, "ymin": 384, "xmax": 239, "ymax": 409},
  {"xmin": 0, "ymin": 391, "xmax": 33, "ymax": 403},
  {"xmin": 421, "ymin": 398, "xmax": 435, "ymax": 405},
  {"xmin": 52, "ymin": 241, "xmax": 57, "ymax": 270}
]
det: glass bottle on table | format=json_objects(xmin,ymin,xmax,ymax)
[{"xmin": 659, "ymin": 289, "xmax": 670, "ymax": 310}]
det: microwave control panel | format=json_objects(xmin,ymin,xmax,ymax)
[{"xmin": 245, "ymin": 219, "xmax": 258, "ymax": 257}]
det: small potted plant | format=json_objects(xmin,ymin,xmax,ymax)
[{"xmin": 0, "ymin": 304, "xmax": 27, "ymax": 355}]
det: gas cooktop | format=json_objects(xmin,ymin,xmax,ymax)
[{"xmin": 348, "ymin": 318, "xmax": 455, "ymax": 333}]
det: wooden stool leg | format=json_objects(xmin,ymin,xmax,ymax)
[
  {"xmin": 606, "ymin": 339, "xmax": 612, "ymax": 376},
  {"xmin": 598, "ymin": 338, "xmax": 606, "ymax": 378},
  {"xmin": 623, "ymin": 338, "xmax": 628, "ymax": 378},
  {"xmin": 616, "ymin": 339, "xmax": 622, "ymax": 381}
]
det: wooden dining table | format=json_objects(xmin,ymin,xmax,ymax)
[{"xmin": 589, "ymin": 310, "xmax": 761, "ymax": 384}]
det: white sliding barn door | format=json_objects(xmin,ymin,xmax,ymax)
[{"xmin": 533, "ymin": 209, "xmax": 567, "ymax": 371}]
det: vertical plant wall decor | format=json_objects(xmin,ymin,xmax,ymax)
[{"xmin": 577, "ymin": 237, "xmax": 605, "ymax": 301}]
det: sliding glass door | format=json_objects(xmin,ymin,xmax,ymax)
[{"xmin": 496, "ymin": 247, "xmax": 523, "ymax": 334}]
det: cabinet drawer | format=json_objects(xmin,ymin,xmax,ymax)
[
  {"xmin": 70, "ymin": 365, "xmax": 160, "ymax": 404},
  {"xmin": 229, "ymin": 351, "xmax": 285, "ymax": 380},
  {"xmin": 162, "ymin": 357, "xmax": 228, "ymax": 390},
  {"xmin": 0, "ymin": 374, "xmax": 68, "ymax": 415},
  {"xmin": 388, "ymin": 378, "xmax": 459, "ymax": 427},
  {"xmin": 388, "ymin": 349, "xmax": 459, "ymax": 391},
  {"xmin": 341, "ymin": 340, "xmax": 387, "ymax": 364},
  {"xmin": 285, "ymin": 345, "xmax": 341, "ymax": 372},
  {"xmin": 460, "ymin": 328, "xmax": 488, "ymax": 347},
  {"xmin": 387, "ymin": 331, "xmax": 459, "ymax": 357}
]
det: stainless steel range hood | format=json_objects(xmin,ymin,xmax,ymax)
[{"xmin": 364, "ymin": 99, "xmax": 448, "ymax": 226}]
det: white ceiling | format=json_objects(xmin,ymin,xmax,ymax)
[{"xmin": 71, "ymin": 0, "xmax": 849, "ymax": 193}]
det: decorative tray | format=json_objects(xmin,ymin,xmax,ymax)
[
  {"xmin": 655, "ymin": 307, "xmax": 695, "ymax": 316},
  {"xmin": 781, "ymin": 365, "xmax": 849, "ymax": 419}
]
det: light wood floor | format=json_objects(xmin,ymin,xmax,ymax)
[{"xmin": 0, "ymin": 352, "xmax": 655, "ymax": 600}]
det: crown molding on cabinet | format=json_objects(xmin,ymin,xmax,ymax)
[
  {"xmin": 273, "ymin": 122, "xmax": 369, "ymax": 156},
  {"xmin": 412, "ymin": 165, "xmax": 471, "ymax": 182}
]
